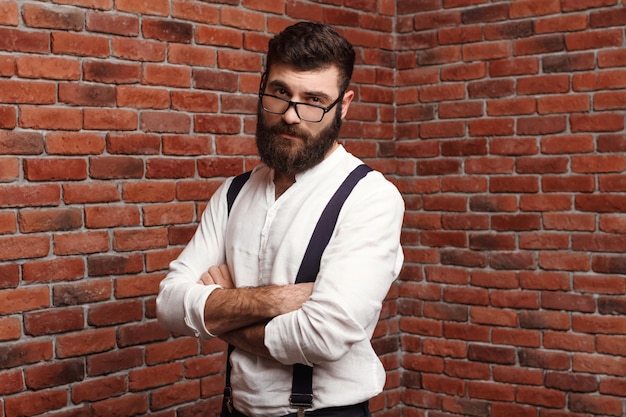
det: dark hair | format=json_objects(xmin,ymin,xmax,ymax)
[{"xmin": 265, "ymin": 22, "xmax": 356, "ymax": 92}]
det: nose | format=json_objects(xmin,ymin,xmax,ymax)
[{"xmin": 282, "ymin": 102, "xmax": 301, "ymax": 125}]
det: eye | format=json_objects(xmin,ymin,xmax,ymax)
[
  {"xmin": 273, "ymin": 88, "xmax": 290, "ymax": 98},
  {"xmin": 307, "ymin": 96, "xmax": 322, "ymax": 105}
]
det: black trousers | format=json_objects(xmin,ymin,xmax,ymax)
[{"xmin": 221, "ymin": 401, "xmax": 371, "ymax": 417}]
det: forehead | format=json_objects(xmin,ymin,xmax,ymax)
[{"xmin": 266, "ymin": 63, "xmax": 341, "ymax": 95}]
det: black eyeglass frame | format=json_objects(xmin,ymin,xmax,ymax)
[{"xmin": 258, "ymin": 73, "xmax": 346, "ymax": 123}]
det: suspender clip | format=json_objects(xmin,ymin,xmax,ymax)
[
  {"xmin": 224, "ymin": 387, "xmax": 233, "ymax": 413},
  {"xmin": 290, "ymin": 393, "xmax": 313, "ymax": 417}
]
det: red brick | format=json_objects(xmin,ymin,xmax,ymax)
[
  {"xmin": 51, "ymin": 31, "xmax": 109, "ymax": 57},
  {"xmin": 517, "ymin": 385, "xmax": 566, "ymax": 408},
  {"xmin": 53, "ymin": 231, "xmax": 110, "ymax": 255},
  {"xmin": 492, "ymin": 328, "xmax": 541, "ymax": 348},
  {"xmin": 491, "ymin": 289, "xmax": 539, "ymax": 309},
  {"xmin": 90, "ymin": 392, "xmax": 149, "ymax": 417},
  {"xmin": 23, "ymin": 4, "xmax": 83, "ymax": 30},
  {"xmin": 25, "ymin": 158, "xmax": 87, "ymax": 181},
  {"xmin": 172, "ymin": 1, "xmax": 219, "ymax": 24},
  {"xmin": 19, "ymin": 105, "xmax": 82, "ymax": 130},
  {"xmin": 22, "ymin": 256, "xmax": 85, "ymax": 283},
  {"xmin": 0, "ymin": 316, "xmax": 21, "ymax": 341},
  {"xmin": 83, "ymin": 60, "xmax": 140, "ymax": 83},
  {"xmin": 0, "ymin": 234, "xmax": 50, "ymax": 261},
  {"xmin": 0, "ymin": 27, "xmax": 50, "ymax": 53},
  {"xmin": 0, "ymin": 1, "xmax": 18, "ymax": 25},
  {"xmin": 88, "ymin": 299, "xmax": 143, "ymax": 326},
  {"xmin": 599, "ymin": 377, "xmax": 626, "ymax": 396},
  {"xmin": 129, "ymin": 362, "xmax": 183, "ymax": 391},
  {"xmin": 569, "ymin": 392, "xmax": 624, "ymax": 415},
  {"xmin": 112, "ymin": 37, "xmax": 166, "ymax": 62},
  {"xmin": 0, "ymin": 80, "xmax": 56, "ymax": 104},
  {"xmin": 63, "ymin": 182, "xmax": 120, "ymax": 204},
  {"xmin": 114, "ymin": 272, "xmax": 163, "ymax": 298},
  {"xmin": 118, "ymin": 321, "xmax": 170, "ymax": 348},
  {"xmin": 0, "ymin": 105, "xmax": 16, "ymax": 129},
  {"xmin": 566, "ymin": 28, "xmax": 623, "ymax": 51},
  {"xmin": 71, "ymin": 375, "xmax": 127, "ymax": 403},
  {"xmin": 116, "ymin": 0, "xmax": 168, "ymax": 15},
  {"xmin": 142, "ymin": 63, "xmax": 191, "ymax": 88},
  {"xmin": 194, "ymin": 115, "xmax": 241, "ymax": 134},
  {"xmin": 539, "ymin": 251, "xmax": 591, "ymax": 272},
  {"xmin": 140, "ymin": 111, "xmax": 190, "ymax": 133},
  {"xmin": 571, "ymin": 113, "xmax": 625, "ymax": 132},
  {"xmin": 4, "ymin": 389, "xmax": 67, "ymax": 417},
  {"xmin": 143, "ymin": 18, "xmax": 192, "ymax": 43},
  {"xmin": 0, "ymin": 210, "xmax": 16, "ymax": 234},
  {"xmin": 113, "ymin": 228, "xmax": 168, "ymax": 251},
  {"xmin": 85, "ymin": 205, "xmax": 140, "ymax": 229},
  {"xmin": 57, "ymin": 328, "xmax": 116, "ymax": 358},
  {"xmin": 86, "ymin": 11, "xmax": 139, "ymax": 36},
  {"xmin": 543, "ymin": 331, "xmax": 596, "ymax": 352},
  {"xmin": 0, "ymin": 368, "xmax": 24, "ymax": 395},
  {"xmin": 176, "ymin": 180, "xmax": 222, "ymax": 201},
  {"xmin": 468, "ymin": 381, "xmax": 515, "ymax": 401},
  {"xmin": 89, "ymin": 156, "xmax": 144, "ymax": 179},
  {"xmin": 17, "ymin": 55, "xmax": 81, "ymax": 80},
  {"xmin": 87, "ymin": 347, "xmax": 143, "ymax": 377},
  {"xmin": 24, "ymin": 307, "xmax": 84, "ymax": 336},
  {"xmin": 106, "ymin": 132, "xmax": 160, "ymax": 155},
  {"xmin": 62, "ymin": 83, "xmax": 118, "ymax": 107},
  {"xmin": 488, "ymin": 97, "xmax": 536, "ymax": 116},
  {"xmin": 145, "ymin": 158, "xmax": 195, "ymax": 179},
  {"xmin": 25, "ymin": 358, "xmax": 85, "ymax": 389},
  {"xmin": 45, "ymin": 132, "xmax": 106, "ymax": 155},
  {"xmin": 168, "ymin": 43, "xmax": 216, "ymax": 67},
  {"xmin": 53, "ymin": 279, "xmax": 111, "ymax": 306}
]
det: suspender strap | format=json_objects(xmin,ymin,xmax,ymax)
[
  {"xmin": 294, "ymin": 163, "xmax": 373, "ymax": 285},
  {"xmin": 227, "ymin": 171, "xmax": 252, "ymax": 214},
  {"xmin": 223, "ymin": 164, "xmax": 372, "ymax": 414},
  {"xmin": 288, "ymin": 164, "xmax": 372, "ymax": 413}
]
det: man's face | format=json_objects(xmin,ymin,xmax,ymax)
[{"xmin": 255, "ymin": 64, "xmax": 354, "ymax": 175}]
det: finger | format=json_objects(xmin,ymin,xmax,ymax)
[
  {"xmin": 213, "ymin": 264, "xmax": 235, "ymax": 289},
  {"xmin": 198, "ymin": 271, "xmax": 215, "ymax": 285}
]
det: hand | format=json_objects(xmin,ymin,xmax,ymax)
[{"xmin": 198, "ymin": 264, "xmax": 234, "ymax": 289}]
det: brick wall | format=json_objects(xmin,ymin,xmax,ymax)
[
  {"xmin": 396, "ymin": 1, "xmax": 626, "ymax": 416},
  {"xmin": 0, "ymin": 1, "xmax": 398, "ymax": 417},
  {"xmin": 0, "ymin": 0, "xmax": 625, "ymax": 417}
]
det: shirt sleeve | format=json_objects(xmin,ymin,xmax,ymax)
[
  {"xmin": 264, "ymin": 173, "xmax": 405, "ymax": 366},
  {"xmin": 156, "ymin": 179, "xmax": 232, "ymax": 339}
]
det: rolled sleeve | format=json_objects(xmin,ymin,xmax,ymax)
[{"xmin": 156, "ymin": 180, "xmax": 231, "ymax": 339}]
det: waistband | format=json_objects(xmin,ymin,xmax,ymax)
[{"xmin": 229, "ymin": 401, "xmax": 369, "ymax": 417}]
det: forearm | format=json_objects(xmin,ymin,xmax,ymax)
[
  {"xmin": 220, "ymin": 322, "xmax": 271, "ymax": 358},
  {"xmin": 204, "ymin": 283, "xmax": 313, "ymax": 335}
]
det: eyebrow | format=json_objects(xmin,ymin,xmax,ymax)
[{"xmin": 267, "ymin": 79, "xmax": 333, "ymax": 102}]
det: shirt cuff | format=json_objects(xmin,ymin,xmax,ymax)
[{"xmin": 184, "ymin": 284, "xmax": 222, "ymax": 339}]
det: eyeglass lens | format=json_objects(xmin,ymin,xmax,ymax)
[{"xmin": 261, "ymin": 95, "xmax": 325, "ymax": 122}]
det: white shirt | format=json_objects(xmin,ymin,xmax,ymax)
[{"xmin": 157, "ymin": 146, "xmax": 404, "ymax": 417}]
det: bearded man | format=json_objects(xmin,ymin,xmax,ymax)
[{"xmin": 157, "ymin": 21, "xmax": 404, "ymax": 417}]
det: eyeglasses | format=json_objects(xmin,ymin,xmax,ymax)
[{"xmin": 259, "ymin": 90, "xmax": 345, "ymax": 123}]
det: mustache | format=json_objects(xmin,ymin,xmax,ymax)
[{"xmin": 268, "ymin": 122, "xmax": 311, "ymax": 141}]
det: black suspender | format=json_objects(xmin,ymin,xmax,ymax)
[
  {"xmin": 227, "ymin": 170, "xmax": 252, "ymax": 215},
  {"xmin": 222, "ymin": 164, "xmax": 373, "ymax": 415}
]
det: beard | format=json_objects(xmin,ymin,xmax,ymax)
[{"xmin": 255, "ymin": 104, "xmax": 343, "ymax": 176}]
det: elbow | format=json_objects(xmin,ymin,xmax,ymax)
[{"xmin": 310, "ymin": 343, "xmax": 351, "ymax": 363}]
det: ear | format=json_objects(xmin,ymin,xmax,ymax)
[{"xmin": 340, "ymin": 89, "xmax": 355, "ymax": 119}]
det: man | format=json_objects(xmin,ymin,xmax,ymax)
[{"xmin": 157, "ymin": 21, "xmax": 404, "ymax": 417}]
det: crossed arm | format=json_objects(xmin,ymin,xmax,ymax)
[{"xmin": 199, "ymin": 264, "xmax": 313, "ymax": 358}]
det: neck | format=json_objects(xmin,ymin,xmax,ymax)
[{"xmin": 274, "ymin": 172, "xmax": 295, "ymax": 199}]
